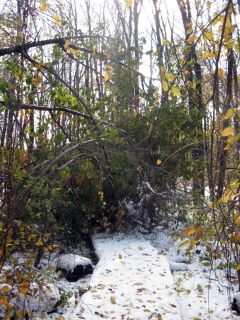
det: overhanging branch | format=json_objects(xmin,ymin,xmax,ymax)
[
  {"xmin": 0, "ymin": 35, "xmax": 101, "ymax": 57},
  {"xmin": 0, "ymin": 36, "xmax": 150, "ymax": 84},
  {"xmin": 0, "ymin": 100, "xmax": 93, "ymax": 120}
]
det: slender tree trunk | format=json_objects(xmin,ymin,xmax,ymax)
[
  {"xmin": 133, "ymin": 0, "xmax": 140, "ymax": 110},
  {"xmin": 177, "ymin": 0, "xmax": 204, "ymax": 196},
  {"xmin": 216, "ymin": 51, "xmax": 233, "ymax": 198}
]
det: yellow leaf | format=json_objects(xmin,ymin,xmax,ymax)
[
  {"xmin": 64, "ymin": 40, "xmax": 71, "ymax": 50},
  {"xmin": 208, "ymin": 201, "xmax": 216, "ymax": 209},
  {"xmin": 237, "ymin": 265, "xmax": 240, "ymax": 271},
  {"xmin": 125, "ymin": 0, "xmax": 132, "ymax": 8},
  {"xmin": 163, "ymin": 39, "xmax": 171, "ymax": 46},
  {"xmin": 221, "ymin": 126, "xmax": 234, "ymax": 137},
  {"xmin": 98, "ymin": 191, "xmax": 104, "ymax": 201},
  {"xmin": 19, "ymin": 282, "xmax": 29, "ymax": 295},
  {"xmin": 181, "ymin": 226, "xmax": 195, "ymax": 236},
  {"xmin": 187, "ymin": 35, "xmax": 197, "ymax": 45},
  {"xmin": 225, "ymin": 40, "xmax": 234, "ymax": 49},
  {"xmin": 165, "ymin": 73, "xmax": 175, "ymax": 81},
  {"xmin": 227, "ymin": 135, "xmax": 240, "ymax": 144},
  {"xmin": 230, "ymin": 233, "xmax": 240, "ymax": 243},
  {"xmin": 36, "ymin": 239, "xmax": 43, "ymax": 246},
  {"xmin": 43, "ymin": 232, "xmax": 51, "ymax": 238},
  {"xmin": 54, "ymin": 316, "xmax": 65, "ymax": 320},
  {"xmin": 103, "ymin": 66, "xmax": 113, "ymax": 82},
  {"xmin": 19, "ymin": 287, "xmax": 28, "ymax": 294},
  {"xmin": 1, "ymin": 285, "xmax": 11, "ymax": 293},
  {"xmin": 202, "ymin": 51, "xmax": 215, "ymax": 59},
  {"xmin": 39, "ymin": 0, "xmax": 49, "ymax": 12},
  {"xmin": 227, "ymin": 23, "xmax": 236, "ymax": 34},
  {"xmin": 171, "ymin": 86, "xmax": 181, "ymax": 97},
  {"xmin": 218, "ymin": 68, "xmax": 224, "ymax": 78},
  {"xmin": 156, "ymin": 159, "xmax": 162, "ymax": 166},
  {"xmin": 223, "ymin": 108, "xmax": 237, "ymax": 120},
  {"xmin": 206, "ymin": 1, "xmax": 211, "ymax": 9},
  {"xmin": 160, "ymin": 66, "xmax": 166, "ymax": 74},
  {"xmin": 187, "ymin": 81, "xmax": 196, "ymax": 89},
  {"xmin": 162, "ymin": 80, "xmax": 168, "ymax": 92},
  {"xmin": 203, "ymin": 30, "xmax": 214, "ymax": 41},
  {"xmin": 69, "ymin": 48, "xmax": 81, "ymax": 57},
  {"xmin": 0, "ymin": 296, "xmax": 9, "ymax": 306},
  {"xmin": 118, "ymin": 254, "xmax": 122, "ymax": 259},
  {"xmin": 47, "ymin": 245, "xmax": 54, "ymax": 251},
  {"xmin": 195, "ymin": 1, "xmax": 200, "ymax": 9},
  {"xmin": 188, "ymin": 239, "xmax": 196, "ymax": 251},
  {"xmin": 110, "ymin": 296, "xmax": 116, "ymax": 304},
  {"xmin": 194, "ymin": 226, "xmax": 204, "ymax": 240},
  {"xmin": 186, "ymin": 26, "xmax": 193, "ymax": 35},
  {"xmin": 235, "ymin": 41, "xmax": 240, "ymax": 53},
  {"xmin": 212, "ymin": 14, "xmax": 220, "ymax": 26},
  {"xmin": 230, "ymin": 179, "xmax": 240, "ymax": 188},
  {"xmin": 28, "ymin": 234, "xmax": 34, "ymax": 241},
  {"xmin": 218, "ymin": 189, "xmax": 235, "ymax": 204},
  {"xmin": 234, "ymin": 217, "xmax": 240, "ymax": 226},
  {"xmin": 218, "ymin": 15, "xmax": 225, "ymax": 24},
  {"xmin": 224, "ymin": 144, "xmax": 230, "ymax": 151},
  {"xmin": 53, "ymin": 15, "xmax": 61, "ymax": 24}
]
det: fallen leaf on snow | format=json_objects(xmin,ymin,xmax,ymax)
[
  {"xmin": 170, "ymin": 303, "xmax": 177, "ymax": 308},
  {"xmin": 110, "ymin": 296, "xmax": 117, "ymax": 304}
]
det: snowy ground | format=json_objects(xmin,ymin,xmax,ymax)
[
  {"xmin": 43, "ymin": 230, "xmax": 239, "ymax": 320},
  {"xmin": 66, "ymin": 234, "xmax": 182, "ymax": 320},
  {"xmin": 144, "ymin": 230, "xmax": 235, "ymax": 320}
]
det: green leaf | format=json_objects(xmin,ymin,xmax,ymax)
[
  {"xmin": 178, "ymin": 239, "xmax": 190, "ymax": 248},
  {"xmin": 171, "ymin": 86, "xmax": 181, "ymax": 97}
]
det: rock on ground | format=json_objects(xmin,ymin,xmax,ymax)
[{"xmin": 56, "ymin": 254, "xmax": 93, "ymax": 282}]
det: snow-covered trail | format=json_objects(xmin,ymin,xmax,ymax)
[{"xmin": 66, "ymin": 234, "xmax": 182, "ymax": 320}]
